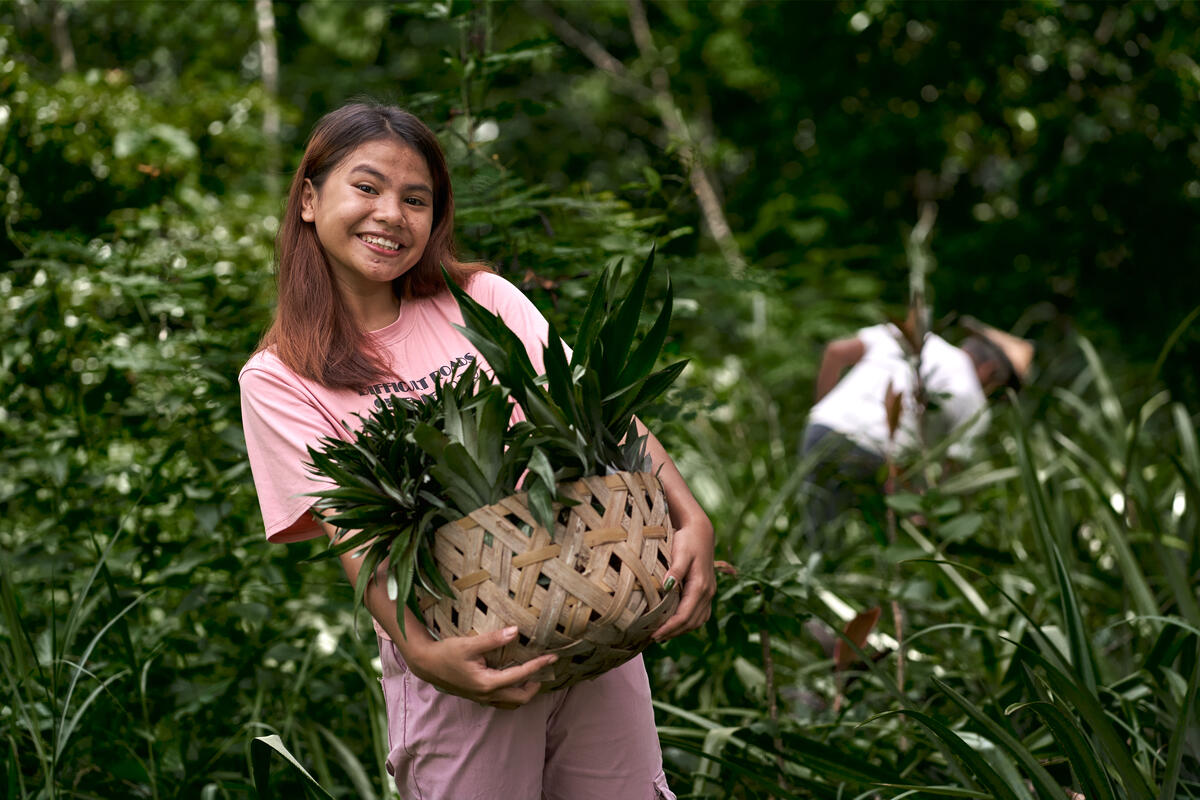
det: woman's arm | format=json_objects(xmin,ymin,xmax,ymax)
[
  {"xmin": 318, "ymin": 418, "xmax": 712, "ymax": 697},
  {"xmin": 635, "ymin": 422, "xmax": 716, "ymax": 642},
  {"xmin": 319, "ymin": 518, "xmax": 556, "ymax": 709}
]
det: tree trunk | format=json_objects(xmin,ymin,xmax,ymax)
[{"xmin": 50, "ymin": 0, "xmax": 76, "ymax": 73}]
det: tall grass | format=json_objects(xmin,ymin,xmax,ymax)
[
  {"xmin": 652, "ymin": 335, "xmax": 1200, "ymax": 798},
  {"xmin": 1, "ymin": 520, "xmax": 154, "ymax": 800},
  {"xmin": 7, "ymin": 297, "xmax": 1195, "ymax": 800}
]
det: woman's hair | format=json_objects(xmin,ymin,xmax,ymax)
[{"xmin": 259, "ymin": 101, "xmax": 487, "ymax": 390}]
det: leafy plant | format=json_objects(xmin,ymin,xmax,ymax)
[
  {"xmin": 304, "ymin": 366, "xmax": 484, "ymax": 634},
  {"xmin": 305, "ymin": 247, "xmax": 686, "ymax": 633},
  {"xmin": 446, "ymin": 245, "xmax": 688, "ymax": 524}
]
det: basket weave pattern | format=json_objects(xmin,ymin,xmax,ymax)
[{"xmin": 417, "ymin": 471, "xmax": 678, "ymax": 691}]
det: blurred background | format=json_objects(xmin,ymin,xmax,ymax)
[{"xmin": 3, "ymin": 1, "xmax": 1199, "ymax": 797}]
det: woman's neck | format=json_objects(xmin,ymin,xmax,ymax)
[{"xmin": 340, "ymin": 283, "xmax": 402, "ymax": 332}]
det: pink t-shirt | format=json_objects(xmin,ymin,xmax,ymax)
[{"xmin": 239, "ymin": 271, "xmax": 551, "ymax": 544}]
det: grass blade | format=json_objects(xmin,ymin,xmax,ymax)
[
  {"xmin": 1014, "ymin": 699, "xmax": 1117, "ymax": 800},
  {"xmin": 316, "ymin": 724, "xmax": 378, "ymax": 800},
  {"xmin": 1012, "ymin": 415, "xmax": 1099, "ymax": 693},
  {"xmin": 251, "ymin": 734, "xmax": 335, "ymax": 800},
  {"xmin": 868, "ymin": 709, "xmax": 1022, "ymax": 800},
  {"xmin": 932, "ymin": 678, "xmax": 1063, "ymax": 800},
  {"xmin": 1159, "ymin": 636, "xmax": 1200, "ymax": 800},
  {"xmin": 1014, "ymin": 643, "xmax": 1154, "ymax": 800},
  {"xmin": 56, "ymin": 591, "xmax": 152, "ymax": 760}
]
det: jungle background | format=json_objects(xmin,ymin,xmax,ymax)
[{"xmin": 4, "ymin": 1, "xmax": 1200, "ymax": 797}]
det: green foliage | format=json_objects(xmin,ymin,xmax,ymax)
[
  {"xmin": 447, "ymin": 247, "xmax": 687, "ymax": 493},
  {"xmin": 305, "ymin": 385, "xmax": 452, "ymax": 636},
  {"xmin": 652, "ymin": 345, "xmax": 1200, "ymax": 796},
  {"xmin": 3, "ymin": 1, "xmax": 1200, "ymax": 798},
  {"xmin": 306, "ymin": 248, "xmax": 685, "ymax": 633}
]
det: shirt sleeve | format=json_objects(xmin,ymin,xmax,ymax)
[
  {"xmin": 239, "ymin": 364, "xmax": 338, "ymax": 543},
  {"xmin": 855, "ymin": 323, "xmax": 894, "ymax": 355}
]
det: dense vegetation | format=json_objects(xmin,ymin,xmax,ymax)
[{"xmin": 2, "ymin": 1, "xmax": 1198, "ymax": 797}]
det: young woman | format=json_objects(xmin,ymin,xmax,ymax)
[{"xmin": 239, "ymin": 102, "xmax": 715, "ymax": 799}]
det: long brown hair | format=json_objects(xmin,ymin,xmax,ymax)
[{"xmin": 259, "ymin": 102, "xmax": 487, "ymax": 389}]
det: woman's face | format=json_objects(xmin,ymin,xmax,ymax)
[{"xmin": 301, "ymin": 137, "xmax": 434, "ymax": 298}]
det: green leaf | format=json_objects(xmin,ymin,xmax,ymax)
[
  {"xmin": 527, "ymin": 447, "xmax": 556, "ymax": 490},
  {"xmin": 471, "ymin": 398, "xmax": 508, "ymax": 487},
  {"xmin": 641, "ymin": 166, "xmax": 661, "ymax": 192},
  {"xmin": 931, "ymin": 678, "xmax": 1064, "ymax": 800},
  {"xmin": 596, "ymin": 244, "xmax": 656, "ymax": 386},
  {"xmin": 543, "ymin": 322, "xmax": 580, "ymax": 427},
  {"xmin": 412, "ymin": 422, "xmax": 449, "ymax": 461},
  {"xmin": 443, "ymin": 267, "xmax": 539, "ymax": 399},
  {"xmin": 527, "ymin": 480, "xmax": 555, "ymax": 537},
  {"xmin": 869, "ymin": 709, "xmax": 1023, "ymax": 800},
  {"xmin": 1160, "ymin": 636, "xmax": 1200, "ymax": 800},
  {"xmin": 1013, "ymin": 643, "xmax": 1155, "ymax": 800},
  {"xmin": 610, "ymin": 360, "xmax": 688, "ymax": 429},
  {"xmin": 1012, "ymin": 417, "xmax": 1099, "ymax": 695},
  {"xmin": 938, "ymin": 513, "xmax": 984, "ymax": 542},
  {"xmin": 570, "ymin": 259, "xmax": 614, "ymax": 369},
  {"xmin": 617, "ymin": 275, "xmax": 673, "ymax": 389},
  {"xmin": 251, "ymin": 735, "xmax": 335, "ymax": 800},
  {"xmin": 885, "ymin": 493, "xmax": 925, "ymax": 515},
  {"xmin": 1014, "ymin": 700, "xmax": 1117, "ymax": 800}
]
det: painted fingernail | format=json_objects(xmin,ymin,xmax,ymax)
[{"xmin": 663, "ymin": 576, "xmax": 677, "ymax": 592}]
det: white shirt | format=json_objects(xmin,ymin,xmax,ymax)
[{"xmin": 809, "ymin": 324, "xmax": 989, "ymax": 460}]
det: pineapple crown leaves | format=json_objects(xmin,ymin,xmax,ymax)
[
  {"xmin": 303, "ymin": 366, "xmax": 510, "ymax": 635},
  {"xmin": 443, "ymin": 244, "xmax": 688, "ymax": 478},
  {"xmin": 304, "ymin": 248, "xmax": 688, "ymax": 632}
]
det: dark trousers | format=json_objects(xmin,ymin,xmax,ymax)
[{"xmin": 800, "ymin": 424, "xmax": 886, "ymax": 549}]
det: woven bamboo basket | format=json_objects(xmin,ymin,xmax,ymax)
[{"xmin": 416, "ymin": 470, "xmax": 678, "ymax": 691}]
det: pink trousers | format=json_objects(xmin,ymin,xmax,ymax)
[{"xmin": 379, "ymin": 637, "xmax": 675, "ymax": 800}]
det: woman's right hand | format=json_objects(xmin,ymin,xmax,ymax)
[
  {"xmin": 320, "ymin": 518, "xmax": 555, "ymax": 709},
  {"xmin": 402, "ymin": 626, "xmax": 557, "ymax": 709}
]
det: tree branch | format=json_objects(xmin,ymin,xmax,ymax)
[
  {"xmin": 255, "ymin": 0, "xmax": 281, "ymax": 194},
  {"xmin": 50, "ymin": 0, "xmax": 76, "ymax": 73},
  {"xmin": 626, "ymin": 0, "xmax": 746, "ymax": 275},
  {"xmin": 530, "ymin": 0, "xmax": 747, "ymax": 276},
  {"xmin": 525, "ymin": 2, "xmax": 654, "ymax": 104},
  {"xmin": 255, "ymin": 0, "xmax": 280, "ymax": 140}
]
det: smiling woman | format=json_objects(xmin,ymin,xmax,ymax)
[
  {"xmin": 259, "ymin": 103, "xmax": 489, "ymax": 390},
  {"xmin": 299, "ymin": 139, "xmax": 434, "ymax": 327},
  {"xmin": 236, "ymin": 101, "xmax": 714, "ymax": 800}
]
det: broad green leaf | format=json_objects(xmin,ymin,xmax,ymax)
[{"xmin": 885, "ymin": 492, "xmax": 925, "ymax": 515}]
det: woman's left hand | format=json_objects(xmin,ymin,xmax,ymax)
[{"xmin": 652, "ymin": 518, "xmax": 716, "ymax": 641}]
